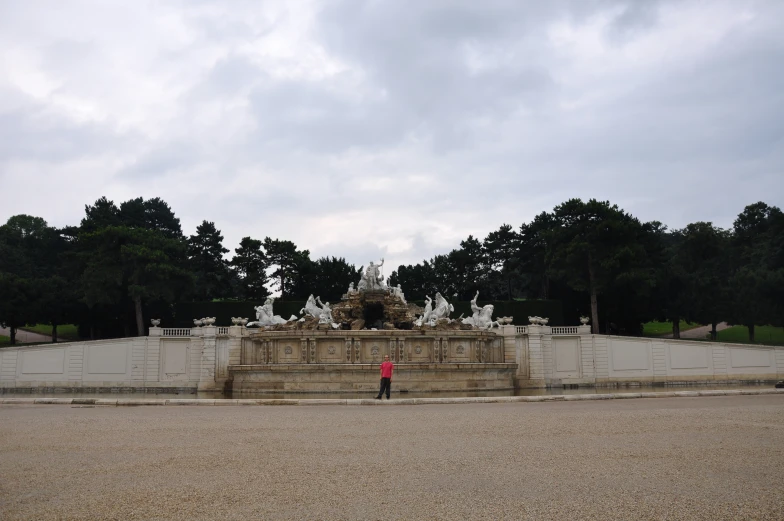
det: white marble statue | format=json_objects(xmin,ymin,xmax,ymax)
[
  {"xmin": 300, "ymin": 294, "xmax": 321, "ymax": 319},
  {"xmin": 347, "ymin": 282, "xmax": 357, "ymax": 295},
  {"xmin": 461, "ymin": 291, "xmax": 501, "ymax": 329},
  {"xmin": 317, "ymin": 298, "xmax": 334, "ymax": 325},
  {"xmin": 358, "ymin": 258, "xmax": 387, "ymax": 291},
  {"xmin": 300, "ymin": 294, "xmax": 337, "ymax": 326},
  {"xmin": 415, "ymin": 295, "xmax": 434, "ymax": 327},
  {"xmin": 389, "ymin": 284, "xmax": 406, "ymax": 304},
  {"xmin": 432, "ymin": 292, "xmax": 454, "ymax": 322},
  {"xmin": 248, "ymin": 297, "xmax": 293, "ymax": 327}
]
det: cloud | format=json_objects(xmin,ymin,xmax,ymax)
[{"xmin": 1, "ymin": 0, "xmax": 783, "ymax": 273}]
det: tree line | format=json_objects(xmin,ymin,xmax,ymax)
[
  {"xmin": 389, "ymin": 199, "xmax": 783, "ymax": 340},
  {"xmin": 1, "ymin": 196, "xmax": 782, "ymax": 343},
  {"xmin": 0, "ymin": 196, "xmax": 359, "ymax": 343}
]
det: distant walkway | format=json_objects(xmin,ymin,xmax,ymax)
[
  {"xmin": 0, "ymin": 327, "xmax": 52, "ymax": 344},
  {"xmin": 663, "ymin": 322, "xmax": 730, "ymax": 339}
]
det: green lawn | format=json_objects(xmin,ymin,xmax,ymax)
[
  {"xmin": 21, "ymin": 324, "xmax": 81, "ymax": 340},
  {"xmin": 643, "ymin": 320, "xmax": 702, "ymax": 336},
  {"xmin": 716, "ymin": 325, "xmax": 784, "ymax": 346},
  {"xmin": 0, "ymin": 335, "xmax": 10, "ymax": 345}
]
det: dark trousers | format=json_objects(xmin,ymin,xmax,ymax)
[{"xmin": 377, "ymin": 377, "xmax": 391, "ymax": 399}]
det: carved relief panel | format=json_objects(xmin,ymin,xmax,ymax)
[{"xmin": 316, "ymin": 339, "xmax": 344, "ymax": 363}]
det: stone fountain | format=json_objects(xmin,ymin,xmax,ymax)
[{"xmin": 229, "ymin": 258, "xmax": 517, "ymax": 393}]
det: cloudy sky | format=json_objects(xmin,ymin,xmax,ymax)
[{"xmin": 1, "ymin": 0, "xmax": 782, "ymax": 271}]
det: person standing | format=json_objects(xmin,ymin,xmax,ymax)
[{"xmin": 375, "ymin": 354, "xmax": 394, "ymax": 400}]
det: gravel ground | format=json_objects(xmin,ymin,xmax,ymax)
[{"xmin": 1, "ymin": 396, "xmax": 783, "ymax": 520}]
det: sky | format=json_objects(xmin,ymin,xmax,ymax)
[{"xmin": 1, "ymin": 0, "xmax": 783, "ymax": 272}]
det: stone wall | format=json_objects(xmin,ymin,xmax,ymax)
[
  {"xmin": 519, "ymin": 328, "xmax": 784, "ymax": 388},
  {"xmin": 231, "ymin": 363, "xmax": 518, "ymax": 393},
  {"xmin": 3, "ymin": 323, "xmax": 783, "ymax": 393},
  {"xmin": 0, "ymin": 326, "xmax": 246, "ymax": 393}
]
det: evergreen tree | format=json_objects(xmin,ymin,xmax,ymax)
[
  {"xmin": 263, "ymin": 238, "xmax": 310, "ymax": 298},
  {"xmin": 188, "ymin": 221, "xmax": 231, "ymax": 301},
  {"xmin": 727, "ymin": 202, "xmax": 784, "ymax": 341},
  {"xmin": 547, "ymin": 199, "xmax": 655, "ymax": 334},
  {"xmin": 230, "ymin": 237, "xmax": 270, "ymax": 300},
  {"xmin": 482, "ymin": 224, "xmax": 521, "ymax": 300}
]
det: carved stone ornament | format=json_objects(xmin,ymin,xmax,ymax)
[
  {"xmin": 150, "ymin": 318, "xmax": 161, "ymax": 327},
  {"xmin": 415, "ymin": 345, "xmax": 422, "ymax": 354},
  {"xmin": 284, "ymin": 346, "xmax": 292, "ymax": 355},
  {"xmin": 328, "ymin": 346, "xmax": 336, "ymax": 355},
  {"xmin": 456, "ymin": 345, "xmax": 464, "ymax": 355},
  {"xmin": 371, "ymin": 347, "xmax": 379, "ymax": 356}
]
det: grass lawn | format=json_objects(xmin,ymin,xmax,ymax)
[
  {"xmin": 643, "ymin": 320, "xmax": 702, "ymax": 336},
  {"xmin": 0, "ymin": 335, "xmax": 10, "ymax": 345},
  {"xmin": 21, "ymin": 324, "xmax": 81, "ymax": 340},
  {"xmin": 716, "ymin": 325, "xmax": 784, "ymax": 346}
]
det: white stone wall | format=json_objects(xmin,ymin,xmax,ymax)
[
  {"xmin": 4, "ymin": 324, "xmax": 783, "ymax": 392},
  {"xmin": 0, "ymin": 328, "xmax": 226, "ymax": 391},
  {"xmin": 525, "ymin": 331, "xmax": 784, "ymax": 387}
]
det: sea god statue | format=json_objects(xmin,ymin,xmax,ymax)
[{"xmin": 359, "ymin": 258, "xmax": 387, "ymax": 291}]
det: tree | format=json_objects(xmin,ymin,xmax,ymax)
[
  {"xmin": 263, "ymin": 238, "xmax": 310, "ymax": 298},
  {"xmin": 188, "ymin": 221, "xmax": 231, "ymax": 301},
  {"xmin": 518, "ymin": 212, "xmax": 557, "ymax": 299},
  {"xmin": 651, "ymin": 226, "xmax": 689, "ymax": 338},
  {"xmin": 81, "ymin": 226, "xmax": 192, "ymax": 336},
  {"xmin": 72, "ymin": 196, "xmax": 192, "ymax": 338},
  {"xmin": 119, "ymin": 197, "xmax": 183, "ymax": 238},
  {"xmin": 547, "ymin": 199, "xmax": 655, "ymax": 334},
  {"xmin": 80, "ymin": 196, "xmax": 121, "ymax": 232},
  {"xmin": 230, "ymin": 237, "xmax": 270, "ymax": 300},
  {"xmin": 727, "ymin": 202, "xmax": 784, "ymax": 341},
  {"xmin": 0, "ymin": 215, "xmax": 63, "ymax": 343},
  {"xmin": 306, "ymin": 257, "xmax": 362, "ymax": 302},
  {"xmin": 678, "ymin": 222, "xmax": 731, "ymax": 340},
  {"xmin": 483, "ymin": 224, "xmax": 521, "ymax": 300}
]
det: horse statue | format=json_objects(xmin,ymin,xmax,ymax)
[{"xmin": 461, "ymin": 291, "xmax": 501, "ymax": 329}]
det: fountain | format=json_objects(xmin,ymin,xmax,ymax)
[{"xmin": 229, "ymin": 258, "xmax": 517, "ymax": 393}]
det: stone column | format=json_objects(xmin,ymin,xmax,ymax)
[{"xmin": 198, "ymin": 325, "xmax": 218, "ymax": 391}]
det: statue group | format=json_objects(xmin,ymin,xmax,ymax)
[
  {"xmin": 247, "ymin": 258, "xmax": 500, "ymax": 330},
  {"xmin": 357, "ymin": 258, "xmax": 386, "ymax": 292},
  {"xmin": 461, "ymin": 291, "xmax": 501, "ymax": 329},
  {"xmin": 300, "ymin": 295, "xmax": 336, "ymax": 326},
  {"xmin": 248, "ymin": 297, "xmax": 296, "ymax": 327},
  {"xmin": 414, "ymin": 292, "xmax": 454, "ymax": 327}
]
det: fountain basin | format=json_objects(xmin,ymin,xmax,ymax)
[
  {"xmin": 230, "ymin": 329, "xmax": 516, "ymax": 393},
  {"xmin": 230, "ymin": 363, "xmax": 518, "ymax": 393}
]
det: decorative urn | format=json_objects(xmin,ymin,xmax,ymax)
[
  {"xmin": 231, "ymin": 317, "xmax": 239, "ymax": 325},
  {"xmin": 240, "ymin": 318, "xmax": 248, "ymax": 326},
  {"xmin": 193, "ymin": 318, "xmax": 203, "ymax": 327},
  {"xmin": 150, "ymin": 319, "xmax": 161, "ymax": 327},
  {"xmin": 580, "ymin": 316, "xmax": 590, "ymax": 325},
  {"xmin": 541, "ymin": 317, "xmax": 549, "ymax": 326}
]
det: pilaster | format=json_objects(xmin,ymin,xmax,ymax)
[{"xmin": 198, "ymin": 325, "xmax": 218, "ymax": 391}]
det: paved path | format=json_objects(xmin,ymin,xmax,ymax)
[
  {"xmin": 663, "ymin": 321, "xmax": 730, "ymax": 339},
  {"xmin": 2, "ymin": 395, "xmax": 783, "ymax": 520},
  {"xmin": 0, "ymin": 326, "xmax": 52, "ymax": 343}
]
